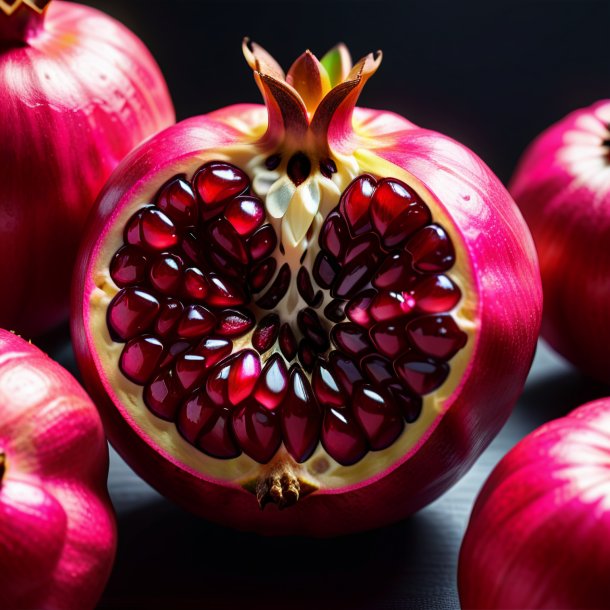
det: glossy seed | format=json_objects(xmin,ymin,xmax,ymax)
[
  {"xmin": 140, "ymin": 207, "xmax": 179, "ymax": 251},
  {"xmin": 232, "ymin": 398, "xmax": 281, "ymax": 463},
  {"xmin": 324, "ymin": 299, "xmax": 347, "ymax": 323},
  {"xmin": 208, "ymin": 218, "xmax": 249, "ymax": 266},
  {"xmin": 312, "ymin": 360, "xmax": 344, "ymax": 407},
  {"xmin": 249, "ymin": 258, "xmax": 277, "ymax": 293},
  {"xmin": 177, "ymin": 392, "xmax": 215, "ymax": 444},
  {"xmin": 256, "ymin": 263, "xmax": 291, "ymax": 309},
  {"xmin": 297, "ymin": 308, "xmax": 329, "ymax": 352},
  {"xmin": 254, "ymin": 354, "xmax": 289, "ymax": 409},
  {"xmin": 216, "ymin": 309, "xmax": 256, "ymax": 337},
  {"xmin": 154, "ymin": 299, "xmax": 183, "ymax": 337},
  {"xmin": 110, "ymin": 246, "xmax": 147, "ymax": 287},
  {"xmin": 328, "ymin": 351, "xmax": 364, "ymax": 396},
  {"xmin": 194, "ymin": 161, "xmax": 249, "ymax": 205},
  {"xmin": 395, "ymin": 353, "xmax": 450, "ymax": 395},
  {"xmin": 319, "ymin": 209, "xmax": 349, "ymax": 259},
  {"xmin": 287, "ymin": 151, "xmax": 311, "ymax": 186},
  {"xmin": 252, "ymin": 313, "xmax": 281, "ymax": 354},
  {"xmin": 297, "ymin": 267, "xmax": 316, "ymax": 305},
  {"xmin": 206, "ymin": 274, "xmax": 248, "ymax": 307},
  {"xmin": 331, "ymin": 323, "xmax": 373, "ymax": 359},
  {"xmin": 406, "ymin": 224, "xmax": 456, "ymax": 272},
  {"xmin": 156, "ymin": 177, "xmax": 198, "ymax": 227},
  {"xmin": 119, "ymin": 335, "xmax": 165, "ymax": 385},
  {"xmin": 370, "ymin": 321, "xmax": 410, "ymax": 359},
  {"xmin": 370, "ymin": 291, "xmax": 417, "ymax": 322},
  {"xmin": 249, "ymin": 224, "xmax": 277, "ymax": 261},
  {"xmin": 228, "ymin": 350, "xmax": 261, "ymax": 406},
  {"xmin": 224, "ymin": 195, "xmax": 265, "ymax": 236},
  {"xmin": 149, "ymin": 253, "xmax": 183, "ymax": 295},
  {"xmin": 321, "ymin": 407, "xmax": 368, "ymax": 466},
  {"xmin": 279, "ymin": 323, "xmax": 298, "ymax": 362},
  {"xmin": 411, "ymin": 275, "xmax": 462, "ymax": 313},
  {"xmin": 180, "ymin": 232, "xmax": 201, "ymax": 266},
  {"xmin": 144, "ymin": 368, "xmax": 183, "ymax": 420},
  {"xmin": 107, "ymin": 288, "xmax": 160, "ymax": 341},
  {"xmin": 183, "ymin": 267, "xmax": 210, "ymax": 301},
  {"xmin": 361, "ymin": 354, "xmax": 396, "ymax": 387},
  {"xmin": 198, "ymin": 406, "xmax": 242, "ymax": 459},
  {"xmin": 176, "ymin": 305, "xmax": 217, "ymax": 338},
  {"xmin": 388, "ymin": 384, "xmax": 423, "ymax": 423},
  {"xmin": 157, "ymin": 340, "xmax": 190, "ymax": 369},
  {"xmin": 313, "ymin": 251, "xmax": 340, "ymax": 289},
  {"xmin": 340, "ymin": 174, "xmax": 376, "ymax": 236},
  {"xmin": 298, "ymin": 340, "xmax": 317, "ymax": 373},
  {"xmin": 345, "ymin": 290, "xmax": 377, "ymax": 328},
  {"xmin": 406, "ymin": 315, "xmax": 467, "ymax": 360},
  {"xmin": 373, "ymin": 251, "xmax": 419, "ymax": 291}
]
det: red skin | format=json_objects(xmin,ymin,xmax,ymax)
[
  {"xmin": 0, "ymin": 330, "xmax": 116, "ymax": 610},
  {"xmin": 459, "ymin": 399, "xmax": 610, "ymax": 609},
  {"xmin": 0, "ymin": 1, "xmax": 174, "ymax": 336},
  {"xmin": 73, "ymin": 97, "xmax": 541, "ymax": 536}
]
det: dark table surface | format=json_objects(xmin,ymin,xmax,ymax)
[{"xmin": 42, "ymin": 333, "xmax": 608, "ymax": 610}]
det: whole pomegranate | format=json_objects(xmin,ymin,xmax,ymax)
[
  {"xmin": 72, "ymin": 41, "xmax": 542, "ymax": 536},
  {"xmin": 459, "ymin": 398, "xmax": 610, "ymax": 609},
  {"xmin": 0, "ymin": 329, "xmax": 115, "ymax": 610},
  {"xmin": 510, "ymin": 101, "xmax": 610, "ymax": 382},
  {"xmin": 0, "ymin": 0, "xmax": 174, "ymax": 336}
]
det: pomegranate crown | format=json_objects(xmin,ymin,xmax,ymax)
[{"xmin": 243, "ymin": 38, "xmax": 382, "ymax": 151}]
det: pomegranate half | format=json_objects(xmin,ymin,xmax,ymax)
[
  {"xmin": 0, "ymin": 0, "xmax": 174, "ymax": 336},
  {"xmin": 72, "ymin": 41, "xmax": 542, "ymax": 535},
  {"xmin": 459, "ymin": 398, "xmax": 610, "ymax": 609}
]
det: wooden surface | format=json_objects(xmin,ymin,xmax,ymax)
[{"xmin": 42, "ymin": 334, "xmax": 607, "ymax": 610}]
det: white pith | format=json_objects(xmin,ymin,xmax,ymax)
[{"xmin": 87, "ymin": 144, "xmax": 477, "ymax": 491}]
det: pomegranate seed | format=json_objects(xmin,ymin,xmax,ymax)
[
  {"xmin": 328, "ymin": 351, "xmax": 364, "ymax": 396},
  {"xmin": 174, "ymin": 340, "xmax": 230, "ymax": 392},
  {"xmin": 370, "ymin": 321, "xmax": 410, "ymax": 359},
  {"xmin": 332, "ymin": 260, "xmax": 374, "ymax": 300},
  {"xmin": 252, "ymin": 313, "xmax": 280, "ymax": 354},
  {"xmin": 313, "ymin": 251, "xmax": 339, "ymax": 289},
  {"xmin": 407, "ymin": 315, "xmax": 467, "ymax": 360},
  {"xmin": 265, "ymin": 154, "xmax": 281, "ymax": 170},
  {"xmin": 352, "ymin": 384, "xmax": 404, "ymax": 451},
  {"xmin": 389, "ymin": 384, "xmax": 423, "ymax": 423},
  {"xmin": 183, "ymin": 267, "xmax": 210, "ymax": 301},
  {"xmin": 154, "ymin": 299, "xmax": 183, "ymax": 337},
  {"xmin": 395, "ymin": 353, "xmax": 449, "ymax": 395},
  {"xmin": 254, "ymin": 354, "xmax": 289, "ymax": 409},
  {"xmin": 216, "ymin": 309, "xmax": 255, "ymax": 337},
  {"xmin": 140, "ymin": 207, "xmax": 179, "ymax": 251},
  {"xmin": 233, "ymin": 398, "xmax": 282, "ymax": 463},
  {"xmin": 107, "ymin": 288, "xmax": 160, "ymax": 341},
  {"xmin": 345, "ymin": 290, "xmax": 377, "ymax": 328},
  {"xmin": 144, "ymin": 368, "xmax": 183, "ymax": 420},
  {"xmin": 297, "ymin": 308, "xmax": 329, "ymax": 353},
  {"xmin": 407, "ymin": 224, "xmax": 456, "ymax": 272},
  {"xmin": 319, "ymin": 209, "xmax": 349, "ymax": 259},
  {"xmin": 224, "ymin": 195, "xmax": 265, "ymax": 236},
  {"xmin": 411, "ymin": 275, "xmax": 462, "ymax": 313},
  {"xmin": 331, "ymin": 323, "xmax": 373, "ymax": 359},
  {"xmin": 207, "ymin": 218, "xmax": 249, "ymax": 265},
  {"xmin": 312, "ymin": 360, "xmax": 344, "ymax": 407},
  {"xmin": 340, "ymin": 175, "xmax": 376, "ymax": 236},
  {"xmin": 370, "ymin": 179, "xmax": 431, "ymax": 248},
  {"xmin": 206, "ymin": 359, "xmax": 233, "ymax": 406},
  {"xmin": 198, "ymin": 406, "xmax": 242, "ymax": 459},
  {"xmin": 119, "ymin": 336, "xmax": 165, "ymax": 385},
  {"xmin": 281, "ymin": 366, "xmax": 322, "ymax": 462},
  {"xmin": 298, "ymin": 340, "xmax": 317, "ymax": 372},
  {"xmin": 342, "ymin": 233, "xmax": 381, "ymax": 267},
  {"xmin": 207, "ymin": 248, "xmax": 247, "ymax": 280},
  {"xmin": 227, "ymin": 350, "xmax": 261, "ymax": 406},
  {"xmin": 256, "ymin": 263, "xmax": 291, "ymax": 309},
  {"xmin": 324, "ymin": 299, "xmax": 347, "ymax": 323},
  {"xmin": 193, "ymin": 337, "xmax": 232, "ymax": 363},
  {"xmin": 177, "ymin": 391, "xmax": 215, "ymax": 443},
  {"xmin": 287, "ymin": 152, "xmax": 311, "ymax": 186},
  {"xmin": 149, "ymin": 253, "xmax": 183, "ymax": 294},
  {"xmin": 157, "ymin": 340, "xmax": 190, "ymax": 369},
  {"xmin": 124, "ymin": 208, "xmax": 146, "ymax": 247},
  {"xmin": 279, "ymin": 323, "xmax": 298, "ymax": 362},
  {"xmin": 156, "ymin": 177, "xmax": 198, "ymax": 227},
  {"xmin": 297, "ymin": 267, "xmax": 317, "ymax": 306},
  {"xmin": 373, "ymin": 251, "xmax": 419, "ymax": 291},
  {"xmin": 370, "ymin": 291, "xmax": 416, "ymax": 322},
  {"xmin": 321, "ymin": 407, "xmax": 368, "ymax": 466},
  {"xmin": 180, "ymin": 232, "xmax": 201, "ymax": 266},
  {"xmin": 176, "ymin": 305, "xmax": 217, "ymax": 338},
  {"xmin": 206, "ymin": 274, "xmax": 248, "ymax": 307},
  {"xmin": 319, "ymin": 158, "xmax": 337, "ymax": 179},
  {"xmin": 110, "ymin": 246, "xmax": 147, "ymax": 287},
  {"xmin": 194, "ymin": 162, "xmax": 249, "ymax": 205},
  {"xmin": 249, "ymin": 258, "xmax": 277, "ymax": 293},
  {"xmin": 248, "ymin": 224, "xmax": 277, "ymax": 261},
  {"xmin": 361, "ymin": 354, "xmax": 395, "ymax": 386}
]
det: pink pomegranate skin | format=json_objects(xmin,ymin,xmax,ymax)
[
  {"xmin": 0, "ymin": 329, "xmax": 116, "ymax": 610},
  {"xmin": 459, "ymin": 398, "xmax": 610, "ymax": 609},
  {"xmin": 72, "ymin": 98, "xmax": 542, "ymax": 535},
  {"xmin": 510, "ymin": 101, "xmax": 610, "ymax": 382},
  {"xmin": 0, "ymin": 0, "xmax": 174, "ymax": 336}
]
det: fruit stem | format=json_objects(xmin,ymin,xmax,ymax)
[
  {"xmin": 0, "ymin": 451, "xmax": 6, "ymax": 484},
  {"xmin": 0, "ymin": 1, "xmax": 49, "ymax": 45},
  {"xmin": 255, "ymin": 457, "xmax": 318, "ymax": 510}
]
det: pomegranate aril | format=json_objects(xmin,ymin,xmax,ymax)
[
  {"xmin": 373, "ymin": 251, "xmax": 419, "ymax": 291},
  {"xmin": 407, "ymin": 315, "xmax": 467, "ymax": 360},
  {"xmin": 119, "ymin": 335, "xmax": 165, "ymax": 385},
  {"xmin": 180, "ymin": 232, "xmax": 201, "ymax": 266},
  {"xmin": 254, "ymin": 354, "xmax": 289, "ymax": 409},
  {"xmin": 329, "ymin": 351, "xmax": 364, "ymax": 396},
  {"xmin": 206, "ymin": 359, "xmax": 233, "ymax": 406},
  {"xmin": 297, "ymin": 308, "xmax": 329, "ymax": 352},
  {"xmin": 352, "ymin": 384, "xmax": 404, "ymax": 450},
  {"xmin": 207, "ymin": 218, "xmax": 249, "ymax": 265},
  {"xmin": 279, "ymin": 323, "xmax": 298, "ymax": 362},
  {"xmin": 361, "ymin": 354, "xmax": 395, "ymax": 386},
  {"xmin": 227, "ymin": 350, "xmax": 261, "ymax": 406},
  {"xmin": 216, "ymin": 309, "xmax": 255, "ymax": 338},
  {"xmin": 183, "ymin": 267, "xmax": 210, "ymax": 301},
  {"xmin": 370, "ymin": 291, "xmax": 416, "ymax": 322},
  {"xmin": 395, "ymin": 353, "xmax": 449, "ymax": 395},
  {"xmin": 208, "ymin": 248, "xmax": 247, "ymax": 280},
  {"xmin": 332, "ymin": 259, "xmax": 375, "ymax": 299},
  {"xmin": 370, "ymin": 178, "xmax": 431, "ymax": 248},
  {"xmin": 321, "ymin": 407, "xmax": 368, "ymax": 466},
  {"xmin": 256, "ymin": 263, "xmax": 291, "ymax": 309},
  {"xmin": 320, "ymin": 158, "xmax": 337, "ymax": 179},
  {"xmin": 313, "ymin": 251, "xmax": 340, "ymax": 289},
  {"xmin": 157, "ymin": 340, "xmax": 190, "ymax": 369},
  {"xmin": 193, "ymin": 337, "xmax": 233, "ymax": 363},
  {"xmin": 298, "ymin": 340, "xmax": 317, "ymax": 373},
  {"xmin": 342, "ymin": 233, "xmax": 381, "ymax": 267},
  {"xmin": 224, "ymin": 195, "xmax": 265, "ymax": 236},
  {"xmin": 345, "ymin": 290, "xmax": 377, "ymax": 328},
  {"xmin": 319, "ymin": 209, "xmax": 348, "ymax": 259},
  {"xmin": 389, "ymin": 384, "xmax": 423, "ymax": 423},
  {"xmin": 312, "ymin": 360, "xmax": 345, "ymax": 407},
  {"xmin": 281, "ymin": 366, "xmax": 322, "ymax": 462},
  {"xmin": 107, "ymin": 288, "xmax": 160, "ymax": 341},
  {"xmin": 249, "ymin": 224, "xmax": 277, "ymax": 261},
  {"xmin": 154, "ymin": 299, "xmax": 183, "ymax": 337},
  {"xmin": 249, "ymin": 258, "xmax": 277, "ymax": 293},
  {"xmin": 178, "ymin": 392, "xmax": 215, "ymax": 444},
  {"xmin": 206, "ymin": 274, "xmax": 248, "ymax": 307},
  {"xmin": 340, "ymin": 174, "xmax": 376, "ymax": 236},
  {"xmin": 252, "ymin": 313, "xmax": 280, "ymax": 354},
  {"xmin": 177, "ymin": 305, "xmax": 217, "ymax": 338},
  {"xmin": 156, "ymin": 177, "xmax": 198, "ymax": 227},
  {"xmin": 412, "ymin": 275, "xmax": 462, "ymax": 313},
  {"xmin": 110, "ymin": 246, "xmax": 147, "ymax": 287},
  {"xmin": 325, "ymin": 299, "xmax": 347, "ymax": 323},
  {"xmin": 149, "ymin": 253, "xmax": 183, "ymax": 294},
  {"xmin": 331, "ymin": 323, "xmax": 373, "ymax": 359},
  {"xmin": 233, "ymin": 398, "xmax": 282, "ymax": 463},
  {"xmin": 144, "ymin": 368, "xmax": 183, "ymax": 420},
  {"xmin": 297, "ymin": 267, "xmax": 317, "ymax": 306},
  {"xmin": 175, "ymin": 354, "xmax": 208, "ymax": 392},
  {"xmin": 140, "ymin": 207, "xmax": 179, "ymax": 251},
  {"xmin": 198, "ymin": 406, "xmax": 242, "ymax": 459},
  {"xmin": 407, "ymin": 224, "xmax": 456, "ymax": 272},
  {"xmin": 195, "ymin": 161, "xmax": 249, "ymax": 205},
  {"xmin": 370, "ymin": 321, "xmax": 410, "ymax": 359},
  {"xmin": 124, "ymin": 208, "xmax": 146, "ymax": 247}
]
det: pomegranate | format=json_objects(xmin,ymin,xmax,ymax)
[
  {"xmin": 0, "ymin": 329, "xmax": 115, "ymax": 610},
  {"xmin": 510, "ymin": 101, "xmax": 610, "ymax": 382},
  {"xmin": 459, "ymin": 398, "xmax": 610, "ymax": 609},
  {"xmin": 72, "ymin": 41, "xmax": 542, "ymax": 535},
  {"xmin": 0, "ymin": 0, "xmax": 174, "ymax": 336}
]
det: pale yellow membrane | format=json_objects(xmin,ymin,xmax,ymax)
[{"xmin": 88, "ymin": 144, "xmax": 477, "ymax": 490}]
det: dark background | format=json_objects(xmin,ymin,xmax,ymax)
[{"xmin": 53, "ymin": 1, "xmax": 609, "ymax": 608}]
